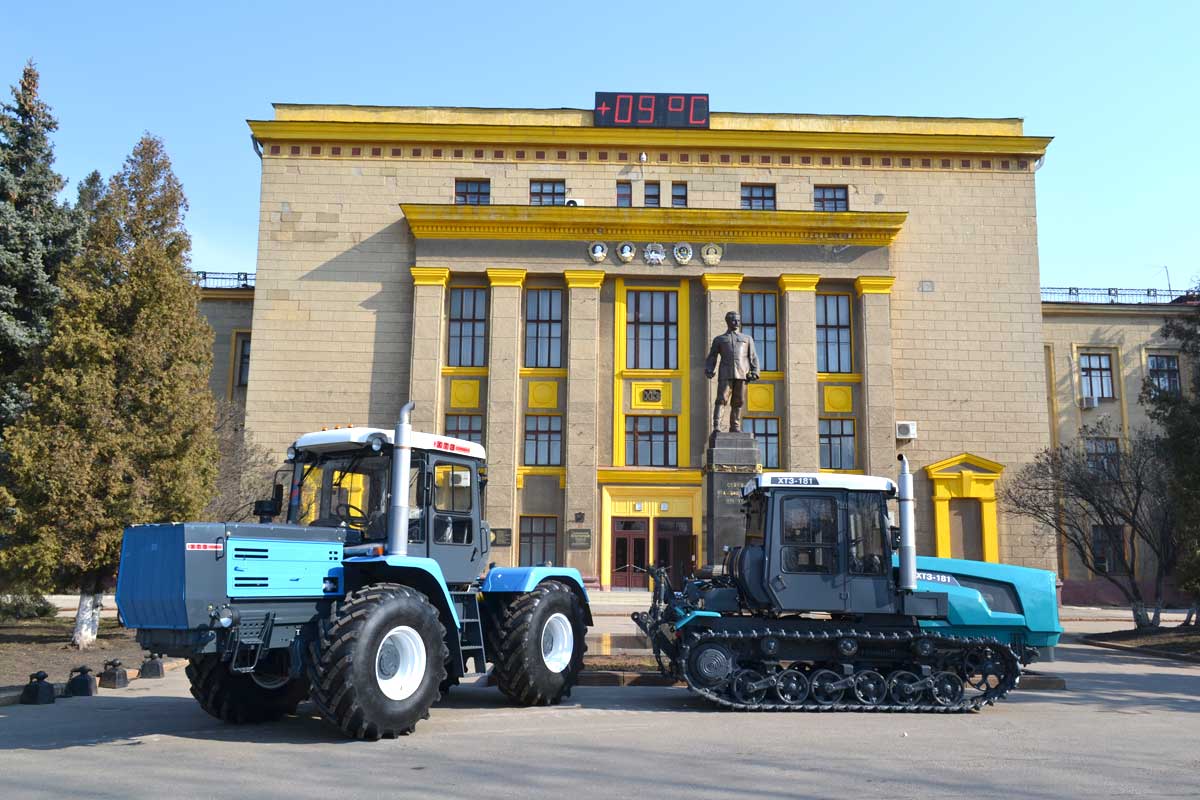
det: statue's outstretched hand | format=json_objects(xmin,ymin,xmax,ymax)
[
  {"xmin": 705, "ymin": 370, "xmax": 715, "ymax": 379},
  {"xmin": 748, "ymin": 372, "xmax": 759, "ymax": 382}
]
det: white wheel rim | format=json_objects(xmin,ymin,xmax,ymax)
[
  {"xmin": 251, "ymin": 672, "xmax": 289, "ymax": 690},
  {"xmin": 541, "ymin": 613, "xmax": 574, "ymax": 673},
  {"xmin": 375, "ymin": 625, "xmax": 427, "ymax": 701}
]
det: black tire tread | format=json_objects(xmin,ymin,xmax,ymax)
[
  {"xmin": 490, "ymin": 581, "xmax": 587, "ymax": 706},
  {"xmin": 185, "ymin": 655, "xmax": 308, "ymax": 724}
]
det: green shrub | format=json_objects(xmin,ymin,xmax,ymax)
[{"xmin": 0, "ymin": 593, "xmax": 57, "ymax": 622}]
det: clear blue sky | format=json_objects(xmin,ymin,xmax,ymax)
[{"xmin": 6, "ymin": 1, "xmax": 1198, "ymax": 290}]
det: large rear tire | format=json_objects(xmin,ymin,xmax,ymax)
[
  {"xmin": 306, "ymin": 583, "xmax": 447, "ymax": 740},
  {"xmin": 186, "ymin": 654, "xmax": 309, "ymax": 724},
  {"xmin": 489, "ymin": 581, "xmax": 587, "ymax": 706}
]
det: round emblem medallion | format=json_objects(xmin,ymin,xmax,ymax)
[
  {"xmin": 673, "ymin": 242, "xmax": 694, "ymax": 265},
  {"xmin": 587, "ymin": 241, "xmax": 608, "ymax": 263},
  {"xmin": 616, "ymin": 241, "xmax": 636, "ymax": 263},
  {"xmin": 700, "ymin": 243, "xmax": 723, "ymax": 266},
  {"xmin": 643, "ymin": 243, "xmax": 666, "ymax": 266}
]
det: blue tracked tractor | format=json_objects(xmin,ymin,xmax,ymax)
[
  {"xmin": 633, "ymin": 455, "xmax": 1062, "ymax": 711},
  {"xmin": 116, "ymin": 403, "xmax": 592, "ymax": 739}
]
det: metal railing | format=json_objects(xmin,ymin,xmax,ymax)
[
  {"xmin": 1041, "ymin": 287, "xmax": 1196, "ymax": 304},
  {"xmin": 193, "ymin": 271, "xmax": 255, "ymax": 289}
]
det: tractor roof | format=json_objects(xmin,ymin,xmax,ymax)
[
  {"xmin": 292, "ymin": 426, "xmax": 487, "ymax": 460},
  {"xmin": 744, "ymin": 473, "xmax": 897, "ymax": 496}
]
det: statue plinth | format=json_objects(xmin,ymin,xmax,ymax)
[{"xmin": 704, "ymin": 431, "xmax": 760, "ymax": 566}]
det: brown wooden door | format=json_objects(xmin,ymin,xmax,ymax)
[
  {"xmin": 949, "ymin": 499, "xmax": 984, "ymax": 561},
  {"xmin": 654, "ymin": 518, "xmax": 694, "ymax": 587},
  {"xmin": 611, "ymin": 518, "xmax": 649, "ymax": 589}
]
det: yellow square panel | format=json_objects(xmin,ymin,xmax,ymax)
[
  {"xmin": 630, "ymin": 381, "xmax": 672, "ymax": 410},
  {"xmin": 747, "ymin": 382, "xmax": 775, "ymax": 413},
  {"xmin": 823, "ymin": 385, "xmax": 853, "ymax": 414},
  {"xmin": 528, "ymin": 380, "xmax": 559, "ymax": 409},
  {"xmin": 449, "ymin": 379, "xmax": 480, "ymax": 409}
]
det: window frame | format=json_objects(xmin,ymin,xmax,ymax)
[
  {"xmin": 813, "ymin": 185, "xmax": 849, "ymax": 211},
  {"xmin": 746, "ymin": 417, "xmax": 781, "ymax": 469},
  {"xmin": 1085, "ymin": 437, "xmax": 1120, "ymax": 477},
  {"xmin": 529, "ymin": 179, "xmax": 567, "ymax": 206},
  {"xmin": 616, "ymin": 180, "xmax": 632, "ymax": 208},
  {"xmin": 454, "ymin": 178, "xmax": 491, "ymax": 205},
  {"xmin": 445, "ymin": 414, "xmax": 484, "ymax": 445},
  {"xmin": 1091, "ymin": 524, "xmax": 1129, "ymax": 575},
  {"xmin": 740, "ymin": 183, "xmax": 777, "ymax": 210},
  {"xmin": 818, "ymin": 417, "xmax": 856, "ymax": 471},
  {"xmin": 625, "ymin": 288, "xmax": 679, "ymax": 371},
  {"xmin": 671, "ymin": 181, "xmax": 688, "ymax": 208},
  {"xmin": 523, "ymin": 413, "xmax": 563, "ymax": 466},
  {"xmin": 644, "ymin": 181, "xmax": 661, "ymax": 208},
  {"xmin": 1148, "ymin": 353, "xmax": 1181, "ymax": 397},
  {"xmin": 1079, "ymin": 351, "xmax": 1115, "ymax": 400},
  {"xmin": 624, "ymin": 415, "xmax": 678, "ymax": 467},
  {"xmin": 448, "ymin": 287, "xmax": 489, "ymax": 367},
  {"xmin": 519, "ymin": 515, "xmax": 559, "ymax": 567},
  {"xmin": 739, "ymin": 291, "xmax": 779, "ymax": 372},
  {"xmin": 524, "ymin": 288, "xmax": 564, "ymax": 368},
  {"xmin": 234, "ymin": 332, "xmax": 251, "ymax": 388},
  {"xmin": 816, "ymin": 293, "xmax": 854, "ymax": 374}
]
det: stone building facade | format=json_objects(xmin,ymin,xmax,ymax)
[{"xmin": 239, "ymin": 103, "xmax": 1057, "ymax": 588}]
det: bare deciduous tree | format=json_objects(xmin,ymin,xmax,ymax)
[
  {"xmin": 1001, "ymin": 423, "xmax": 1178, "ymax": 628},
  {"xmin": 203, "ymin": 398, "xmax": 278, "ymax": 523}
]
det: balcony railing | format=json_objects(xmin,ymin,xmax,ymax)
[
  {"xmin": 193, "ymin": 271, "xmax": 255, "ymax": 289},
  {"xmin": 1041, "ymin": 287, "xmax": 1196, "ymax": 305}
]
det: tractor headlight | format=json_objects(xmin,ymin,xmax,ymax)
[
  {"xmin": 286, "ymin": 445, "xmax": 297, "ymax": 462},
  {"xmin": 368, "ymin": 434, "xmax": 386, "ymax": 453},
  {"xmin": 215, "ymin": 606, "xmax": 237, "ymax": 628}
]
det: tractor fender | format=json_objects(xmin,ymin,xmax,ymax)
[
  {"xmin": 341, "ymin": 555, "xmax": 461, "ymax": 629},
  {"xmin": 481, "ymin": 567, "xmax": 593, "ymax": 626}
]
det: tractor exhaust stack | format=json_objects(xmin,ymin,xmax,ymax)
[
  {"xmin": 387, "ymin": 401, "xmax": 416, "ymax": 557},
  {"xmin": 897, "ymin": 454, "xmax": 917, "ymax": 593}
]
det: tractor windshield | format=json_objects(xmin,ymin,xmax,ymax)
[{"xmin": 291, "ymin": 451, "xmax": 417, "ymax": 542}]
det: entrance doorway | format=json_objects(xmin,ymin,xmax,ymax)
[
  {"xmin": 654, "ymin": 518, "xmax": 694, "ymax": 586},
  {"xmin": 949, "ymin": 499, "xmax": 984, "ymax": 561},
  {"xmin": 611, "ymin": 518, "xmax": 649, "ymax": 590}
]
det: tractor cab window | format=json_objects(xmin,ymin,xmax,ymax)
[
  {"xmin": 847, "ymin": 491, "xmax": 888, "ymax": 576},
  {"xmin": 744, "ymin": 491, "xmax": 767, "ymax": 543},
  {"xmin": 779, "ymin": 494, "xmax": 838, "ymax": 574},
  {"xmin": 293, "ymin": 451, "xmax": 393, "ymax": 540},
  {"xmin": 432, "ymin": 461, "xmax": 474, "ymax": 545}
]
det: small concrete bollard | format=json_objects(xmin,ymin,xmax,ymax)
[
  {"xmin": 20, "ymin": 672, "xmax": 55, "ymax": 705},
  {"xmin": 139, "ymin": 654, "xmax": 165, "ymax": 679},
  {"xmin": 99, "ymin": 659, "xmax": 129, "ymax": 689},
  {"xmin": 66, "ymin": 666, "xmax": 98, "ymax": 697}
]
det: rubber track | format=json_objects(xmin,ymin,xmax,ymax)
[
  {"xmin": 306, "ymin": 583, "xmax": 448, "ymax": 739},
  {"xmin": 678, "ymin": 627, "xmax": 1021, "ymax": 713}
]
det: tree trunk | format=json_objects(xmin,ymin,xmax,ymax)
[
  {"xmin": 71, "ymin": 574, "xmax": 104, "ymax": 649},
  {"xmin": 1130, "ymin": 602, "xmax": 1153, "ymax": 629}
]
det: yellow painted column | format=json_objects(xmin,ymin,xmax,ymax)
[
  {"xmin": 855, "ymin": 276, "xmax": 897, "ymax": 476},
  {"xmin": 933, "ymin": 494, "xmax": 952, "ymax": 558},
  {"xmin": 409, "ymin": 267, "xmax": 450, "ymax": 433},
  {"xmin": 980, "ymin": 498, "xmax": 1000, "ymax": 563}
]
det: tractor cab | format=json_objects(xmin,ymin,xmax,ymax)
[
  {"xmin": 728, "ymin": 473, "xmax": 901, "ymax": 617},
  {"xmin": 282, "ymin": 427, "xmax": 489, "ymax": 586}
]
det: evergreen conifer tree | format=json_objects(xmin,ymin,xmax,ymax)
[{"xmin": 0, "ymin": 135, "xmax": 217, "ymax": 647}]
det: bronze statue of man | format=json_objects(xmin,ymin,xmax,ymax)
[{"xmin": 705, "ymin": 310, "xmax": 760, "ymax": 434}]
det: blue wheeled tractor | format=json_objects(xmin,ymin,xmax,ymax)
[
  {"xmin": 116, "ymin": 403, "xmax": 592, "ymax": 739},
  {"xmin": 634, "ymin": 456, "xmax": 1062, "ymax": 712}
]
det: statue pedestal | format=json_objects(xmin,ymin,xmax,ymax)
[{"xmin": 704, "ymin": 432, "xmax": 760, "ymax": 567}]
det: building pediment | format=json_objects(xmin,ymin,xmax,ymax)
[{"xmin": 924, "ymin": 452, "xmax": 1005, "ymax": 478}]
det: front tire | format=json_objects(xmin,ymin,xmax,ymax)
[
  {"xmin": 186, "ymin": 654, "xmax": 309, "ymax": 724},
  {"xmin": 490, "ymin": 581, "xmax": 587, "ymax": 706},
  {"xmin": 307, "ymin": 583, "xmax": 448, "ymax": 740}
]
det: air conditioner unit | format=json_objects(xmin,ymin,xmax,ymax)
[
  {"xmin": 564, "ymin": 198, "xmax": 585, "ymax": 207},
  {"xmin": 896, "ymin": 421, "xmax": 918, "ymax": 440},
  {"xmin": 1080, "ymin": 396, "xmax": 1100, "ymax": 410}
]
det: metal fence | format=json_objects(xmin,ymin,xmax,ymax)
[
  {"xmin": 193, "ymin": 271, "xmax": 255, "ymax": 289},
  {"xmin": 1040, "ymin": 287, "xmax": 1195, "ymax": 304}
]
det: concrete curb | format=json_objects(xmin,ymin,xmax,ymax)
[
  {"xmin": 0, "ymin": 657, "xmax": 187, "ymax": 707},
  {"xmin": 1079, "ymin": 636, "xmax": 1200, "ymax": 664}
]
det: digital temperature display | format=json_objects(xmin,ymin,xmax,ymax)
[{"xmin": 593, "ymin": 92, "xmax": 710, "ymax": 129}]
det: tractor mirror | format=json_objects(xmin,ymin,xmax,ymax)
[
  {"xmin": 253, "ymin": 497, "xmax": 281, "ymax": 521},
  {"xmin": 889, "ymin": 526, "xmax": 901, "ymax": 550}
]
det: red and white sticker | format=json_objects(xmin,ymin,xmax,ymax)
[{"xmin": 186, "ymin": 542, "xmax": 224, "ymax": 552}]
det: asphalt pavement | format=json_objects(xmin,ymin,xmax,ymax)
[{"xmin": 1, "ymin": 626, "xmax": 1196, "ymax": 800}]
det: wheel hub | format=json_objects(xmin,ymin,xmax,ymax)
[
  {"xmin": 541, "ymin": 613, "xmax": 574, "ymax": 673},
  {"xmin": 375, "ymin": 625, "xmax": 427, "ymax": 701}
]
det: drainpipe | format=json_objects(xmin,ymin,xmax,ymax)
[
  {"xmin": 387, "ymin": 401, "xmax": 415, "ymax": 557},
  {"xmin": 897, "ymin": 454, "xmax": 917, "ymax": 593}
]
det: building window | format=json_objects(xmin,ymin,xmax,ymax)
[
  {"xmin": 625, "ymin": 416, "xmax": 678, "ymax": 467},
  {"xmin": 1091, "ymin": 525, "xmax": 1128, "ymax": 575},
  {"xmin": 626, "ymin": 290, "xmax": 678, "ymax": 370},
  {"xmin": 1085, "ymin": 437, "xmax": 1120, "ymax": 477},
  {"xmin": 530, "ymin": 180, "xmax": 566, "ymax": 206},
  {"xmin": 524, "ymin": 289, "xmax": 563, "ymax": 368},
  {"xmin": 520, "ymin": 516, "xmax": 558, "ymax": 566},
  {"xmin": 1079, "ymin": 352, "xmax": 1114, "ymax": 399},
  {"xmin": 819, "ymin": 418, "xmax": 856, "ymax": 470},
  {"xmin": 445, "ymin": 414, "xmax": 483, "ymax": 444},
  {"xmin": 741, "ymin": 183, "xmax": 776, "ymax": 210},
  {"xmin": 816, "ymin": 294, "xmax": 852, "ymax": 373},
  {"xmin": 644, "ymin": 181, "xmax": 661, "ymax": 207},
  {"xmin": 671, "ymin": 182, "xmax": 688, "ymax": 208},
  {"xmin": 1148, "ymin": 354, "xmax": 1181, "ymax": 396},
  {"xmin": 813, "ymin": 185, "xmax": 849, "ymax": 211},
  {"xmin": 747, "ymin": 417, "xmax": 781, "ymax": 469},
  {"xmin": 740, "ymin": 292, "xmax": 778, "ymax": 372},
  {"xmin": 616, "ymin": 181, "xmax": 632, "ymax": 208},
  {"xmin": 234, "ymin": 333, "xmax": 251, "ymax": 388},
  {"xmin": 524, "ymin": 415, "xmax": 562, "ymax": 466},
  {"xmin": 454, "ymin": 179, "xmax": 490, "ymax": 205},
  {"xmin": 448, "ymin": 288, "xmax": 488, "ymax": 367}
]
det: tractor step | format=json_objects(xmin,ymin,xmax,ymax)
[
  {"xmin": 225, "ymin": 611, "xmax": 275, "ymax": 673},
  {"xmin": 450, "ymin": 592, "xmax": 487, "ymax": 675}
]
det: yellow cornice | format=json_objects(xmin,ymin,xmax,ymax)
[
  {"xmin": 441, "ymin": 366, "xmax": 488, "ymax": 377},
  {"xmin": 597, "ymin": 468, "xmax": 704, "ymax": 485},
  {"xmin": 486, "ymin": 268, "xmax": 526, "ymax": 288},
  {"xmin": 778, "ymin": 274, "xmax": 821, "ymax": 292},
  {"xmin": 563, "ymin": 270, "xmax": 605, "ymax": 289},
  {"xmin": 817, "ymin": 372, "xmax": 863, "ymax": 383},
  {"xmin": 401, "ymin": 205, "xmax": 906, "ymax": 247},
  {"xmin": 518, "ymin": 367, "xmax": 569, "ymax": 378},
  {"xmin": 516, "ymin": 466, "xmax": 566, "ymax": 489},
  {"xmin": 701, "ymin": 273, "xmax": 744, "ymax": 292},
  {"xmin": 200, "ymin": 288, "xmax": 254, "ymax": 301},
  {"xmin": 410, "ymin": 267, "xmax": 450, "ymax": 287},
  {"xmin": 855, "ymin": 276, "xmax": 896, "ymax": 296},
  {"xmin": 925, "ymin": 452, "xmax": 1005, "ymax": 477},
  {"xmin": 248, "ymin": 120, "xmax": 1051, "ymax": 157}
]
